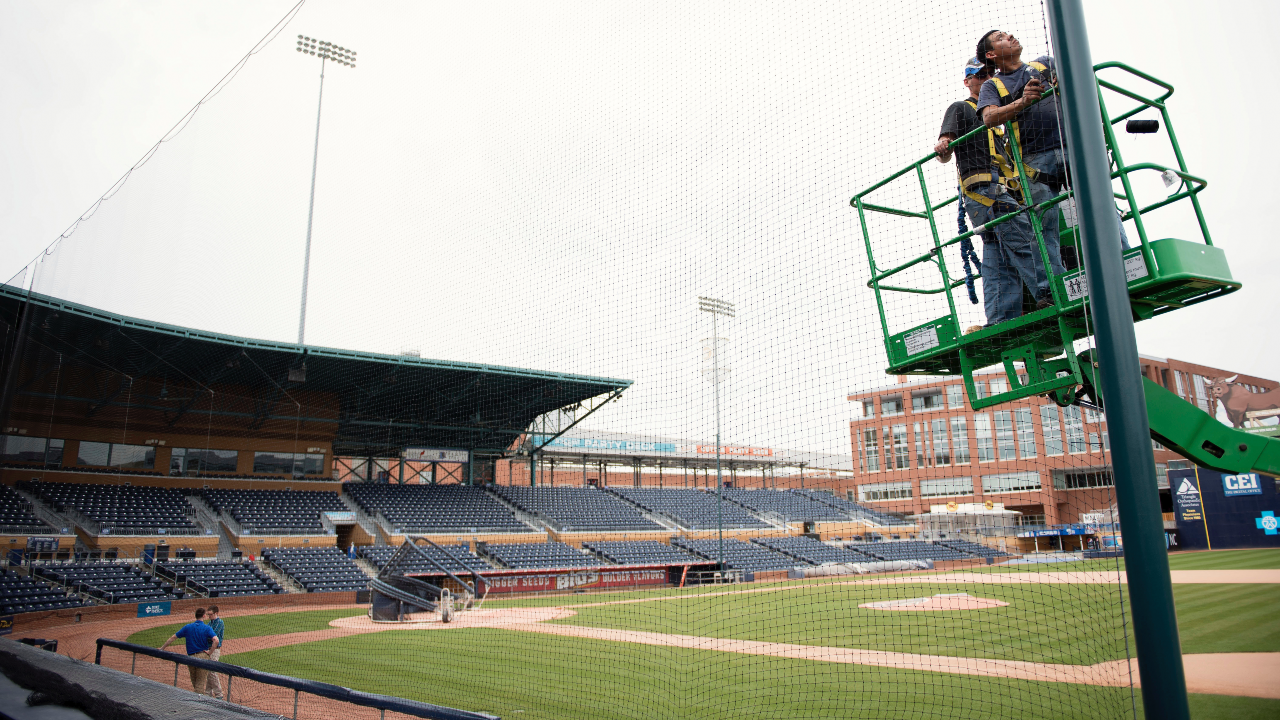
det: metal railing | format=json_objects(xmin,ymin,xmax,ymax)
[{"xmin": 95, "ymin": 638, "xmax": 499, "ymax": 720}]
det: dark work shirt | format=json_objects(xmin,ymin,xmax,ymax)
[
  {"xmin": 977, "ymin": 56, "xmax": 1061, "ymax": 155},
  {"xmin": 939, "ymin": 98, "xmax": 994, "ymax": 181}
]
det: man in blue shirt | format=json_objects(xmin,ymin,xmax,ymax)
[{"xmin": 160, "ymin": 607, "xmax": 220, "ymax": 696}]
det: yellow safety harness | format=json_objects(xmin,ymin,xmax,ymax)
[
  {"xmin": 989, "ymin": 60, "xmax": 1050, "ymax": 188},
  {"xmin": 958, "ymin": 99, "xmax": 1014, "ymax": 207}
]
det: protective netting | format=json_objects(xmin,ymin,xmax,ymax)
[{"xmin": 5, "ymin": 0, "xmax": 1242, "ymax": 718}]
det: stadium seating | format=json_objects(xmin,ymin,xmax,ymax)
[
  {"xmin": 34, "ymin": 562, "xmax": 180, "ymax": 604},
  {"xmin": 201, "ymin": 488, "xmax": 347, "ymax": 535},
  {"xmin": 610, "ymin": 488, "xmax": 770, "ymax": 530},
  {"xmin": 751, "ymin": 536, "xmax": 879, "ymax": 564},
  {"xmin": 791, "ymin": 489, "xmax": 914, "ymax": 527},
  {"xmin": 937, "ymin": 539, "xmax": 1010, "ymax": 558},
  {"xmin": 722, "ymin": 489, "xmax": 851, "ymax": 522},
  {"xmin": 262, "ymin": 547, "xmax": 370, "ymax": 592},
  {"xmin": 493, "ymin": 486, "xmax": 664, "ymax": 531},
  {"xmin": 0, "ymin": 484, "xmax": 56, "ymax": 534},
  {"xmin": 360, "ymin": 544, "xmax": 491, "ymax": 575},
  {"xmin": 346, "ymin": 484, "xmax": 530, "ymax": 533},
  {"xmin": 670, "ymin": 538, "xmax": 800, "ymax": 571},
  {"xmin": 0, "ymin": 569, "xmax": 84, "ymax": 614},
  {"xmin": 156, "ymin": 560, "xmax": 281, "ymax": 597},
  {"xmin": 847, "ymin": 541, "xmax": 975, "ymax": 562},
  {"xmin": 582, "ymin": 540, "xmax": 704, "ymax": 565},
  {"xmin": 18, "ymin": 481, "xmax": 198, "ymax": 535},
  {"xmin": 483, "ymin": 541, "xmax": 605, "ymax": 569}
]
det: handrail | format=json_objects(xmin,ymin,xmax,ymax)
[{"xmin": 94, "ymin": 638, "xmax": 499, "ymax": 720}]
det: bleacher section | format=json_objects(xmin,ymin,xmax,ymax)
[
  {"xmin": 751, "ymin": 536, "xmax": 879, "ymax": 565},
  {"xmin": 792, "ymin": 489, "xmax": 913, "ymax": 527},
  {"xmin": 201, "ymin": 488, "xmax": 346, "ymax": 535},
  {"xmin": 582, "ymin": 541, "xmax": 704, "ymax": 565},
  {"xmin": 0, "ymin": 484, "xmax": 56, "ymax": 534},
  {"xmin": 722, "ymin": 489, "xmax": 850, "ymax": 522},
  {"xmin": 156, "ymin": 560, "xmax": 280, "ymax": 597},
  {"xmin": 262, "ymin": 547, "xmax": 369, "ymax": 593},
  {"xmin": 483, "ymin": 541, "xmax": 605, "ymax": 569},
  {"xmin": 493, "ymin": 487, "xmax": 664, "ymax": 532},
  {"xmin": 611, "ymin": 488, "xmax": 770, "ymax": 530},
  {"xmin": 19, "ymin": 481, "xmax": 198, "ymax": 535},
  {"xmin": 0, "ymin": 569, "xmax": 84, "ymax": 614},
  {"xmin": 937, "ymin": 539, "xmax": 1011, "ymax": 558},
  {"xmin": 671, "ymin": 538, "xmax": 799, "ymax": 572},
  {"xmin": 360, "ymin": 544, "xmax": 491, "ymax": 575},
  {"xmin": 848, "ymin": 541, "xmax": 975, "ymax": 562},
  {"xmin": 346, "ymin": 484, "xmax": 530, "ymax": 534},
  {"xmin": 34, "ymin": 562, "xmax": 180, "ymax": 604}
]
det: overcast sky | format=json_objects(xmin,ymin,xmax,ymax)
[{"xmin": 2, "ymin": 0, "xmax": 1274, "ymax": 455}]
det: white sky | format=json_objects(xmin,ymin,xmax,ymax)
[{"xmin": 1, "ymin": 0, "xmax": 1275, "ymax": 455}]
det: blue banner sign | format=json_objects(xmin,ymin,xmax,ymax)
[
  {"xmin": 137, "ymin": 601, "xmax": 171, "ymax": 618},
  {"xmin": 534, "ymin": 436, "xmax": 678, "ymax": 453},
  {"xmin": 1223, "ymin": 473, "xmax": 1264, "ymax": 497},
  {"xmin": 1017, "ymin": 526, "xmax": 1093, "ymax": 538}
]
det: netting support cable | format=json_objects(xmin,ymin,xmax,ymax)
[{"xmin": 1046, "ymin": 1, "xmax": 1191, "ymax": 718}]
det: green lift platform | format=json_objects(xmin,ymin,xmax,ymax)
[{"xmin": 851, "ymin": 62, "xmax": 1277, "ymax": 477}]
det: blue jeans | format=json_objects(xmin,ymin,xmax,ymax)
[
  {"xmin": 963, "ymin": 184, "xmax": 1050, "ymax": 325},
  {"xmin": 1024, "ymin": 148, "xmax": 1129, "ymax": 254}
]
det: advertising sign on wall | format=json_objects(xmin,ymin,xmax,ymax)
[
  {"xmin": 402, "ymin": 448, "xmax": 470, "ymax": 463},
  {"xmin": 137, "ymin": 601, "xmax": 171, "ymax": 618},
  {"xmin": 418, "ymin": 567, "xmax": 672, "ymax": 594},
  {"xmin": 1170, "ymin": 468, "xmax": 1279, "ymax": 550}
]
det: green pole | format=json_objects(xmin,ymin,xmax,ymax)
[{"xmin": 1045, "ymin": 1, "xmax": 1190, "ymax": 717}]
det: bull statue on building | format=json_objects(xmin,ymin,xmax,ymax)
[{"xmin": 1205, "ymin": 376, "xmax": 1280, "ymax": 428}]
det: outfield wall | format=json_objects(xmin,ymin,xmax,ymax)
[{"xmin": 8, "ymin": 589, "xmax": 359, "ymax": 632}]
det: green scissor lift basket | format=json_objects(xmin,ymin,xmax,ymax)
[{"xmin": 855, "ymin": 63, "xmax": 1239, "ymax": 410}]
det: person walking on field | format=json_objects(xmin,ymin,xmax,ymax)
[
  {"xmin": 206, "ymin": 605, "xmax": 225, "ymax": 700},
  {"xmin": 159, "ymin": 607, "xmax": 220, "ymax": 696}
]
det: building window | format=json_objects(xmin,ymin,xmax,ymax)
[
  {"xmin": 1193, "ymin": 375, "xmax": 1211, "ymax": 413},
  {"xmin": 1019, "ymin": 513, "xmax": 1047, "ymax": 527},
  {"xmin": 1167, "ymin": 460, "xmax": 1191, "ymax": 470},
  {"xmin": 253, "ymin": 451, "xmax": 325, "ymax": 477},
  {"xmin": 1, "ymin": 435, "xmax": 52, "ymax": 465},
  {"xmin": 859, "ymin": 480, "xmax": 912, "ymax": 502},
  {"xmin": 911, "ymin": 390, "xmax": 944, "ymax": 413},
  {"xmin": 881, "ymin": 395, "xmax": 904, "ymax": 417},
  {"xmin": 989, "ymin": 377, "xmax": 1009, "ymax": 396},
  {"xmin": 974, "ymin": 381, "xmax": 988, "ymax": 400},
  {"xmin": 76, "ymin": 441, "xmax": 155, "ymax": 470},
  {"xmin": 994, "ymin": 411, "xmax": 1017, "ymax": 461},
  {"xmin": 914, "ymin": 423, "xmax": 927, "ymax": 468},
  {"xmin": 950, "ymin": 417, "xmax": 970, "ymax": 464},
  {"xmin": 1103, "ymin": 431, "xmax": 1111, "ymax": 452},
  {"xmin": 1014, "ymin": 408, "xmax": 1037, "ymax": 459},
  {"xmin": 1152, "ymin": 438, "xmax": 1165, "ymax": 451},
  {"xmin": 982, "ymin": 471, "xmax": 1041, "ymax": 494},
  {"xmin": 1040, "ymin": 406, "xmax": 1063, "ymax": 456},
  {"xmin": 1155, "ymin": 463, "xmax": 1168, "ymax": 488},
  {"xmin": 1062, "ymin": 469, "xmax": 1114, "ymax": 489},
  {"xmin": 892, "ymin": 424, "xmax": 910, "ymax": 469},
  {"xmin": 947, "ymin": 385, "xmax": 965, "ymax": 409},
  {"xmin": 975, "ymin": 413, "xmax": 995, "ymax": 462},
  {"xmin": 1089, "ymin": 433, "xmax": 1101, "ymax": 453},
  {"xmin": 171, "ymin": 448, "xmax": 239, "ymax": 475},
  {"xmin": 1084, "ymin": 407, "xmax": 1103, "ymax": 424},
  {"xmin": 863, "ymin": 428, "xmax": 880, "ymax": 472},
  {"xmin": 1174, "ymin": 371, "xmax": 1186, "ymax": 396},
  {"xmin": 932, "ymin": 418, "xmax": 950, "ymax": 466},
  {"xmin": 861, "ymin": 399, "xmax": 875, "ymax": 419},
  {"xmin": 920, "ymin": 477, "xmax": 973, "ymax": 498},
  {"xmin": 1064, "ymin": 406, "xmax": 1087, "ymax": 453}
]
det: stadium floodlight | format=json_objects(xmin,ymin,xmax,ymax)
[
  {"xmin": 294, "ymin": 35, "xmax": 358, "ymax": 345},
  {"xmin": 698, "ymin": 296, "xmax": 734, "ymax": 569}
]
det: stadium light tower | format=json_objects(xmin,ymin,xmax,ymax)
[
  {"xmin": 295, "ymin": 35, "xmax": 357, "ymax": 345},
  {"xmin": 698, "ymin": 296, "xmax": 734, "ymax": 569}
]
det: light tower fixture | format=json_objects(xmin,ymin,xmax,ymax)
[
  {"xmin": 294, "ymin": 35, "xmax": 357, "ymax": 345},
  {"xmin": 698, "ymin": 296, "xmax": 735, "ymax": 570}
]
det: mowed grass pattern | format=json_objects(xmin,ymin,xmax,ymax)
[
  {"xmin": 1167, "ymin": 548, "xmax": 1280, "ymax": 570},
  {"xmin": 126, "ymin": 608, "xmax": 368, "ymax": 647}
]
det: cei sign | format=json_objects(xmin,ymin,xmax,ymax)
[{"xmin": 1223, "ymin": 473, "xmax": 1263, "ymax": 497}]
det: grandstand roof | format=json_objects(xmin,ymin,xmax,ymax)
[{"xmin": 0, "ymin": 285, "xmax": 630, "ymax": 457}]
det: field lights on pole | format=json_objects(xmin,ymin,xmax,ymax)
[
  {"xmin": 698, "ymin": 296, "xmax": 734, "ymax": 570},
  {"xmin": 294, "ymin": 35, "xmax": 357, "ymax": 345}
]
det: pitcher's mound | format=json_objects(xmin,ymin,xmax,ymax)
[{"xmin": 859, "ymin": 593, "xmax": 1008, "ymax": 611}]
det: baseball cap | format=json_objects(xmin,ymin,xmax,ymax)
[{"xmin": 964, "ymin": 57, "xmax": 987, "ymax": 78}]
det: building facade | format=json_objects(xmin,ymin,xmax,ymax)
[{"xmin": 847, "ymin": 355, "xmax": 1276, "ymax": 526}]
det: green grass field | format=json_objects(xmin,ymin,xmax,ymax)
[
  {"xmin": 1167, "ymin": 548, "xmax": 1280, "ymax": 570},
  {"xmin": 130, "ymin": 551, "xmax": 1279, "ymax": 718}
]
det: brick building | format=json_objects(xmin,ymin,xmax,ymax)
[{"xmin": 847, "ymin": 355, "xmax": 1276, "ymax": 526}]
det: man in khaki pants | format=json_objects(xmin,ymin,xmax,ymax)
[
  {"xmin": 160, "ymin": 607, "xmax": 220, "ymax": 695},
  {"xmin": 205, "ymin": 606, "xmax": 225, "ymax": 700}
]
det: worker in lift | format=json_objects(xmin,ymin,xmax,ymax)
[{"xmin": 936, "ymin": 58, "xmax": 1038, "ymax": 326}]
